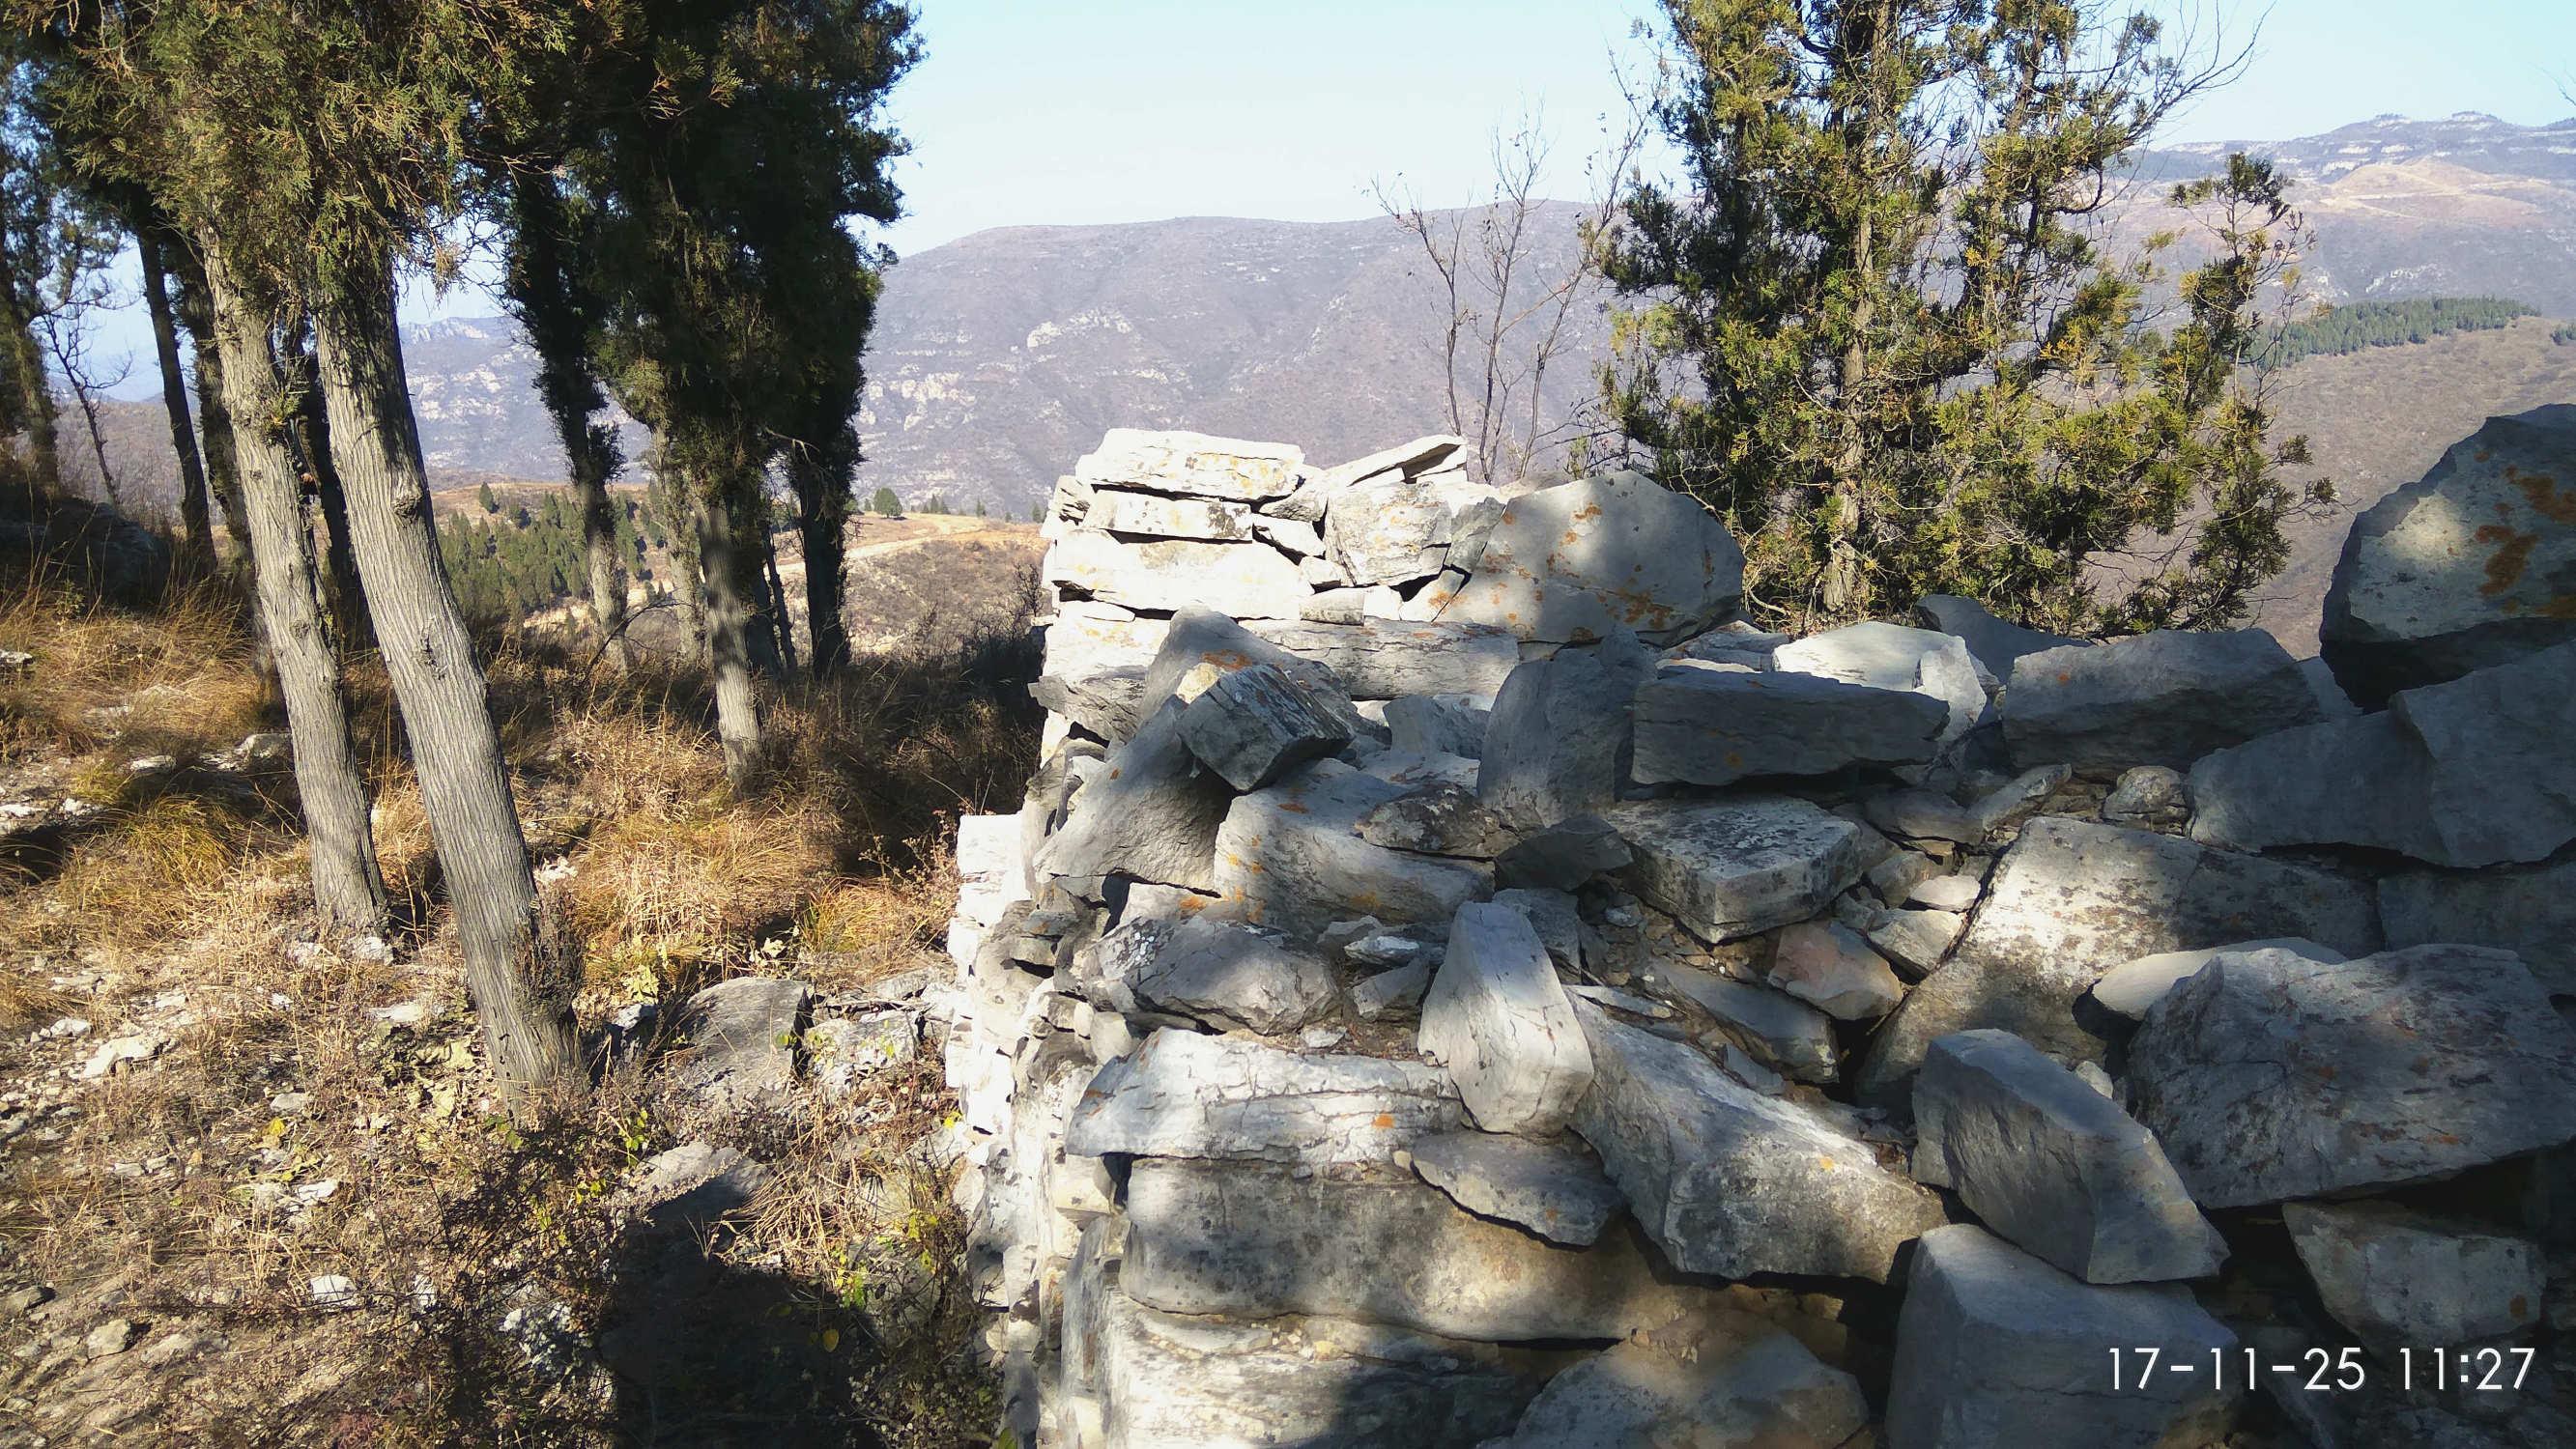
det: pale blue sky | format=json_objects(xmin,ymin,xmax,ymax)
[{"xmin": 81, "ymin": 0, "xmax": 2574, "ymax": 395}]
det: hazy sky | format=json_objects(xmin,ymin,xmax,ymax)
[{"xmin": 80, "ymin": 0, "xmax": 2574, "ymax": 395}]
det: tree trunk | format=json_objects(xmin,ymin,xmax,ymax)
[
  {"xmin": 280, "ymin": 324, "xmax": 371, "ymax": 651},
  {"xmin": 197, "ymin": 232, "xmax": 389, "ymax": 937},
  {"xmin": 790, "ymin": 439, "xmax": 854, "ymax": 678},
  {"xmin": 760, "ymin": 526, "xmax": 798, "ymax": 676},
  {"xmin": 172, "ymin": 257, "xmax": 252, "ymax": 554},
  {"xmin": 310, "ymin": 248, "xmax": 578, "ymax": 1095},
  {"xmin": 136, "ymin": 231, "xmax": 213, "ymax": 566},
  {"xmin": 691, "ymin": 484, "xmax": 766, "ymax": 788},
  {"xmin": 569, "ymin": 423, "xmax": 630, "ymax": 671}
]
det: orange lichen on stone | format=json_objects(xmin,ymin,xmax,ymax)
[
  {"xmin": 2507, "ymin": 465, "xmax": 2576, "ymax": 525},
  {"xmin": 2475, "ymin": 524, "xmax": 2535, "ymax": 596}
]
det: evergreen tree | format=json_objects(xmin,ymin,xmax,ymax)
[
  {"xmin": 476, "ymin": 478, "xmax": 498, "ymax": 513},
  {"xmin": 870, "ymin": 484, "xmax": 901, "ymax": 517},
  {"xmin": 1604, "ymin": 0, "xmax": 2328, "ymax": 633}
]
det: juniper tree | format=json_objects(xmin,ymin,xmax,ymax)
[{"xmin": 1603, "ymin": 0, "xmax": 2327, "ymax": 633}]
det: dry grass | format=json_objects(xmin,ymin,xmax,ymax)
[{"xmin": 0, "ymin": 558, "xmax": 1041, "ymax": 1444}]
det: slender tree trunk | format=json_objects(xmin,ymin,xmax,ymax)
[
  {"xmin": 136, "ymin": 231, "xmax": 213, "ymax": 565},
  {"xmin": 280, "ymin": 327, "xmax": 371, "ymax": 652},
  {"xmin": 760, "ymin": 526, "xmax": 798, "ymax": 675},
  {"xmin": 691, "ymin": 485, "xmax": 765, "ymax": 787},
  {"xmin": 197, "ymin": 232, "xmax": 388, "ymax": 936},
  {"xmin": 173, "ymin": 259, "xmax": 252, "ymax": 554},
  {"xmin": 310, "ymin": 249, "xmax": 578, "ymax": 1094},
  {"xmin": 569, "ymin": 425, "xmax": 630, "ymax": 671},
  {"xmin": 791, "ymin": 443, "xmax": 853, "ymax": 678}
]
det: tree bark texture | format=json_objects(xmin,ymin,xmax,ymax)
[
  {"xmin": 136, "ymin": 230, "xmax": 213, "ymax": 565},
  {"xmin": 789, "ymin": 433, "xmax": 854, "ymax": 678},
  {"xmin": 690, "ymin": 486, "xmax": 766, "ymax": 788},
  {"xmin": 172, "ymin": 256, "xmax": 251, "ymax": 553}
]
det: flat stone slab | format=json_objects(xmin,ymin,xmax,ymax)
[
  {"xmin": 1646, "ymin": 961, "xmax": 1839, "ymax": 1083},
  {"xmin": 1064, "ymin": 1028, "xmax": 1466, "ymax": 1166},
  {"xmin": 1243, "ymin": 617, "xmax": 1521, "ymax": 699},
  {"xmin": 1035, "ymin": 697, "xmax": 1236, "ymax": 893},
  {"xmin": 1028, "ymin": 668, "xmax": 1148, "ymax": 744},
  {"xmin": 2380, "ymin": 856, "xmax": 2576, "ymax": 997},
  {"xmin": 2188, "ymin": 641, "xmax": 2576, "ymax": 869},
  {"xmin": 1073, "ymin": 428, "xmax": 1304, "ymax": 501},
  {"xmin": 1044, "ymin": 527, "xmax": 1312, "ymax": 618},
  {"xmin": 1070, "ymin": 916, "xmax": 1338, "ymax": 1036},
  {"xmin": 1858, "ymin": 817, "xmax": 2379, "ymax": 1099},
  {"xmin": 1040, "ymin": 602, "xmax": 1169, "ymax": 681},
  {"xmin": 2002, "ymin": 628, "xmax": 2320, "ymax": 771},
  {"xmin": 666, "ymin": 977, "xmax": 809, "ymax": 1112},
  {"xmin": 1212, "ymin": 761, "xmax": 1492, "ymax": 939},
  {"xmin": 1121, "ymin": 1159, "xmax": 1715, "ymax": 1343},
  {"xmin": 1573, "ymin": 1006, "xmax": 1942, "ymax": 1282},
  {"xmin": 1179, "ymin": 661, "xmax": 1355, "ymax": 790},
  {"xmin": 1774, "ymin": 619, "xmax": 1992, "ymax": 759},
  {"xmin": 1630, "ymin": 665, "xmax": 1947, "ymax": 787},
  {"xmin": 1325, "ymin": 473, "xmax": 1491, "ymax": 584},
  {"xmin": 2090, "ymin": 937, "xmax": 2346, "ymax": 1019},
  {"xmin": 1443, "ymin": 470, "xmax": 1746, "ymax": 644},
  {"xmin": 1914, "ymin": 1030, "xmax": 2226, "ymax": 1284},
  {"xmin": 2321, "ymin": 404, "xmax": 2576, "ymax": 704},
  {"xmin": 1887, "ymin": 1225, "xmax": 2240, "ymax": 1449},
  {"xmin": 1600, "ymin": 796, "xmax": 1870, "ymax": 943},
  {"xmin": 1082, "ymin": 487, "xmax": 1260, "ymax": 540},
  {"xmin": 1407, "ymin": 1129, "xmax": 1628, "ymax": 1246},
  {"xmin": 2126, "ymin": 945, "xmax": 2576, "ymax": 1208},
  {"xmin": 1477, "ymin": 636, "xmax": 1653, "ymax": 829},
  {"xmin": 2284, "ymin": 1200, "xmax": 2545, "ymax": 1350},
  {"xmin": 1356, "ymin": 781, "xmax": 1512, "ymax": 858},
  {"xmin": 1418, "ymin": 903, "xmax": 1593, "ymax": 1133},
  {"xmin": 1491, "ymin": 1308, "xmax": 1869, "ymax": 1449}
]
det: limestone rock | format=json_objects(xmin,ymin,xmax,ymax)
[
  {"xmin": 1868, "ymin": 907, "xmax": 1966, "ymax": 978},
  {"xmin": 1912, "ymin": 594, "xmax": 2086, "ymax": 681},
  {"xmin": 2101, "ymin": 765, "xmax": 2188, "ymax": 827},
  {"xmin": 2380, "ymin": 856, "xmax": 2576, "ymax": 997},
  {"xmin": 1630, "ymin": 664, "xmax": 1949, "ymax": 786},
  {"xmin": 1407, "ymin": 1129, "xmax": 1627, "ymax": 1247},
  {"xmin": 1304, "ymin": 433, "xmax": 1468, "ymax": 493},
  {"xmin": 1648, "ymin": 961, "xmax": 1840, "ymax": 1083},
  {"xmin": 1352, "ymin": 962, "xmax": 1431, "ymax": 1021},
  {"xmin": 1906, "ymin": 874, "xmax": 1981, "ymax": 913},
  {"xmin": 1914, "ymin": 1030, "xmax": 2225, "ymax": 1284},
  {"xmin": 1573, "ymin": 1007, "xmax": 1942, "ymax": 1281},
  {"xmin": 2186, "ymin": 641, "xmax": 2576, "ymax": 868},
  {"xmin": 1141, "ymin": 606, "xmax": 1350, "ymax": 714},
  {"xmin": 1492, "ymin": 1309, "xmax": 1869, "ymax": 1449},
  {"xmin": 1082, "ymin": 488, "xmax": 1259, "ymax": 540},
  {"xmin": 666, "ymin": 977, "xmax": 809, "ymax": 1112},
  {"xmin": 1601, "ymin": 796, "xmax": 1871, "ymax": 943},
  {"xmin": 1035, "ymin": 698, "xmax": 1235, "ymax": 894},
  {"xmin": 1965, "ymin": 763, "xmax": 2070, "ymax": 835},
  {"xmin": 2002, "ymin": 628, "xmax": 2321, "ymax": 771},
  {"xmin": 1382, "ymin": 693, "xmax": 1491, "ymax": 758},
  {"xmin": 2127, "ymin": 945, "xmax": 2576, "ymax": 1208},
  {"xmin": 622, "ymin": 1141, "xmax": 774, "ymax": 1236},
  {"xmin": 1418, "ymin": 902, "xmax": 1593, "ymax": 1134},
  {"xmin": 2320, "ymin": 404, "xmax": 2576, "ymax": 705},
  {"xmin": 1242, "ymin": 617, "xmax": 1521, "ymax": 698},
  {"xmin": 1774, "ymin": 620, "xmax": 1992, "ymax": 760},
  {"xmin": 953, "ymin": 811, "xmax": 1027, "ymax": 929},
  {"xmin": 1356, "ymin": 781, "xmax": 1513, "ymax": 858},
  {"xmin": 1041, "ymin": 601, "xmax": 1169, "ymax": 680},
  {"xmin": 1325, "ymin": 473, "xmax": 1491, "ymax": 584},
  {"xmin": 1121, "ymin": 1159, "xmax": 1714, "ymax": 1343},
  {"xmin": 1043, "ymin": 528, "xmax": 1311, "ymax": 618},
  {"xmin": 1212, "ymin": 761, "xmax": 1492, "ymax": 938},
  {"xmin": 1179, "ymin": 662, "xmax": 1357, "ymax": 791},
  {"xmin": 1861, "ymin": 787, "xmax": 1982, "ymax": 843},
  {"xmin": 1886, "ymin": 1225, "xmax": 2239, "ymax": 1449},
  {"xmin": 1073, "ymin": 428, "xmax": 1303, "ymax": 501},
  {"xmin": 2284, "ymin": 1200, "xmax": 2545, "ymax": 1350},
  {"xmin": 1070, "ymin": 916, "xmax": 1337, "ymax": 1036},
  {"xmin": 1444, "ymin": 470, "xmax": 1746, "ymax": 644},
  {"xmin": 1857, "ymin": 817, "xmax": 2379, "ymax": 1099},
  {"xmin": 1028, "ymin": 668, "xmax": 1148, "ymax": 744},
  {"xmin": 1298, "ymin": 584, "xmax": 1402, "ymax": 623},
  {"xmin": 1063, "ymin": 1028, "xmax": 1465, "ymax": 1166},
  {"xmin": 1477, "ymin": 637, "xmax": 1652, "ymax": 829},
  {"xmin": 1488, "ymin": 886, "xmax": 1582, "ymax": 969},
  {"xmin": 1495, "ymin": 813, "xmax": 1633, "ymax": 892},
  {"xmin": 2090, "ymin": 938, "xmax": 2347, "ymax": 1020},
  {"xmin": 1768, "ymin": 921, "xmax": 1906, "ymax": 1021}
]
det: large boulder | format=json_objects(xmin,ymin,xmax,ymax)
[
  {"xmin": 1242, "ymin": 617, "xmax": 1521, "ymax": 698},
  {"xmin": 1443, "ymin": 471, "xmax": 1745, "ymax": 644},
  {"xmin": 1573, "ymin": 1007, "xmax": 1943, "ymax": 1282},
  {"xmin": 1121, "ymin": 1159, "xmax": 1714, "ymax": 1343},
  {"xmin": 1476, "ymin": 636, "xmax": 1653, "ymax": 828},
  {"xmin": 2187, "ymin": 641, "xmax": 2576, "ymax": 869},
  {"xmin": 2283, "ymin": 1200, "xmax": 2545, "ymax": 1350},
  {"xmin": 1886, "ymin": 1225, "xmax": 2240, "ymax": 1449},
  {"xmin": 1068, "ymin": 916, "xmax": 1337, "ymax": 1036},
  {"xmin": 1212, "ymin": 760, "xmax": 1492, "ymax": 938},
  {"xmin": 2320, "ymin": 404, "xmax": 2576, "ymax": 705},
  {"xmin": 1601, "ymin": 796, "xmax": 1872, "ymax": 944},
  {"xmin": 2001, "ymin": 628, "xmax": 2320, "ymax": 771},
  {"xmin": 1490, "ymin": 1308, "xmax": 1869, "ymax": 1449},
  {"xmin": 1064, "ymin": 1029, "xmax": 1466, "ymax": 1166},
  {"xmin": 2379, "ymin": 855, "xmax": 2576, "ymax": 998},
  {"xmin": 1857, "ymin": 817, "xmax": 2379, "ymax": 1099},
  {"xmin": 1042, "ymin": 528, "xmax": 1311, "ymax": 618},
  {"xmin": 1034, "ymin": 698, "xmax": 1235, "ymax": 894},
  {"xmin": 1073, "ymin": 428, "xmax": 1304, "ymax": 501},
  {"xmin": 1629, "ymin": 664, "xmax": 1949, "ymax": 787},
  {"xmin": 1913, "ymin": 1030, "xmax": 2226, "ymax": 1284},
  {"xmin": 1417, "ymin": 903, "xmax": 1593, "ymax": 1134},
  {"xmin": 2125, "ymin": 945, "xmax": 2576, "ymax": 1208}
]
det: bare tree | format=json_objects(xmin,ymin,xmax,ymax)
[{"xmin": 1373, "ymin": 78, "xmax": 1660, "ymax": 486}]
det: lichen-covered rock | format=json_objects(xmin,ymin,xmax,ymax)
[
  {"xmin": 1886, "ymin": 1225, "xmax": 2240, "ymax": 1449},
  {"xmin": 1600, "ymin": 796, "xmax": 1871, "ymax": 943},
  {"xmin": 1041, "ymin": 600, "xmax": 1170, "ymax": 678},
  {"xmin": 1082, "ymin": 488, "xmax": 1261, "ymax": 540},
  {"xmin": 1857, "ymin": 817, "xmax": 2379, "ymax": 1100},
  {"xmin": 1443, "ymin": 471, "xmax": 1745, "ymax": 644},
  {"xmin": 1630, "ymin": 664, "xmax": 1948, "ymax": 787},
  {"xmin": 1073, "ymin": 428, "xmax": 1304, "ymax": 501},
  {"xmin": 2321, "ymin": 404, "xmax": 2576, "ymax": 705},
  {"xmin": 2126, "ymin": 945, "xmax": 2576, "ymax": 1208},
  {"xmin": 1028, "ymin": 668, "xmax": 1149, "ymax": 744},
  {"xmin": 1324, "ymin": 473, "xmax": 1493, "ymax": 584},
  {"xmin": 2379, "ymin": 855, "xmax": 2576, "ymax": 997},
  {"xmin": 1913, "ymin": 1030, "xmax": 2225, "ymax": 1284},
  {"xmin": 1355, "ymin": 781, "xmax": 1513, "ymax": 858},
  {"xmin": 1418, "ymin": 903, "xmax": 1592, "ymax": 1134},
  {"xmin": 1063, "ymin": 1029, "xmax": 1465, "ymax": 1166},
  {"xmin": 2284, "ymin": 1200, "xmax": 2545, "ymax": 1350},
  {"xmin": 1573, "ymin": 1007, "xmax": 1942, "ymax": 1282},
  {"xmin": 2002, "ymin": 628, "xmax": 2320, "ymax": 771}
]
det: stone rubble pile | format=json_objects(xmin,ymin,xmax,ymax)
[{"xmin": 940, "ymin": 420, "xmax": 2576, "ymax": 1448}]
